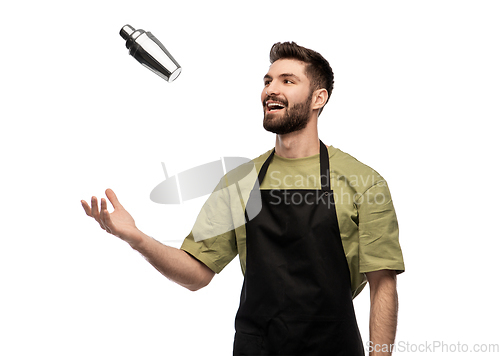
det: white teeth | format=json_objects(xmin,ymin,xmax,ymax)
[{"xmin": 267, "ymin": 102, "xmax": 285, "ymax": 109}]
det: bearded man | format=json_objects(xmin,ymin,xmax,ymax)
[{"xmin": 83, "ymin": 42, "xmax": 405, "ymax": 356}]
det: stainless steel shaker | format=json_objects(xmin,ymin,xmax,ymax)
[{"xmin": 120, "ymin": 24, "xmax": 182, "ymax": 82}]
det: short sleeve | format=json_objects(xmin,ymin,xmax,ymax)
[
  {"xmin": 357, "ymin": 180, "xmax": 405, "ymax": 274},
  {"xmin": 180, "ymin": 230, "xmax": 237, "ymax": 274}
]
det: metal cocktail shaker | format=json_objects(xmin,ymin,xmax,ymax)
[{"xmin": 119, "ymin": 24, "xmax": 182, "ymax": 82}]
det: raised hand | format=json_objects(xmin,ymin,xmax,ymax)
[
  {"xmin": 81, "ymin": 188, "xmax": 143, "ymax": 247},
  {"xmin": 81, "ymin": 189, "xmax": 215, "ymax": 290}
]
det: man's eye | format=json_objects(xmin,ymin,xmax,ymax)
[
  {"xmin": 264, "ymin": 80, "xmax": 271, "ymax": 85},
  {"xmin": 284, "ymin": 79, "xmax": 293, "ymax": 84}
]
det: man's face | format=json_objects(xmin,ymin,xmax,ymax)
[{"xmin": 261, "ymin": 59, "xmax": 313, "ymax": 135}]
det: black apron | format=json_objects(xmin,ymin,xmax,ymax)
[{"xmin": 233, "ymin": 141, "xmax": 364, "ymax": 356}]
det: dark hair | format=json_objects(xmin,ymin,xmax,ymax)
[{"xmin": 269, "ymin": 42, "xmax": 334, "ymax": 114}]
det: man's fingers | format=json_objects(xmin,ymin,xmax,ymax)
[
  {"xmin": 81, "ymin": 200, "xmax": 92, "ymax": 217},
  {"xmin": 91, "ymin": 196, "xmax": 99, "ymax": 217},
  {"xmin": 100, "ymin": 198, "xmax": 114, "ymax": 234},
  {"xmin": 90, "ymin": 196, "xmax": 106, "ymax": 230},
  {"xmin": 100, "ymin": 198, "xmax": 107, "ymax": 226},
  {"xmin": 105, "ymin": 188, "xmax": 122, "ymax": 210},
  {"xmin": 84, "ymin": 191, "xmax": 120, "ymax": 233}
]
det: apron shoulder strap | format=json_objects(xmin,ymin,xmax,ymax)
[
  {"xmin": 257, "ymin": 149, "xmax": 275, "ymax": 186},
  {"xmin": 319, "ymin": 140, "xmax": 331, "ymax": 191}
]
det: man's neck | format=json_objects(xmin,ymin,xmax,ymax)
[{"xmin": 274, "ymin": 120, "xmax": 320, "ymax": 158}]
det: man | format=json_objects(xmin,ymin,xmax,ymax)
[{"xmin": 82, "ymin": 42, "xmax": 404, "ymax": 355}]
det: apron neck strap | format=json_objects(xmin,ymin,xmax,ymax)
[
  {"xmin": 319, "ymin": 140, "xmax": 331, "ymax": 191},
  {"xmin": 257, "ymin": 140, "xmax": 331, "ymax": 190}
]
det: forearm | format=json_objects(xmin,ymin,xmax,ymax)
[
  {"xmin": 130, "ymin": 231, "xmax": 215, "ymax": 291},
  {"xmin": 368, "ymin": 271, "xmax": 398, "ymax": 356},
  {"xmin": 82, "ymin": 190, "xmax": 214, "ymax": 290}
]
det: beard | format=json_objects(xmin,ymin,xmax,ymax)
[{"xmin": 263, "ymin": 92, "xmax": 313, "ymax": 135}]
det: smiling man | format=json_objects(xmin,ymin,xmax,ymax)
[
  {"xmin": 83, "ymin": 42, "xmax": 405, "ymax": 356},
  {"xmin": 263, "ymin": 64, "xmax": 315, "ymax": 134}
]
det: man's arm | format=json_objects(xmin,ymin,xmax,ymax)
[
  {"xmin": 366, "ymin": 269, "xmax": 398, "ymax": 356},
  {"xmin": 81, "ymin": 188, "xmax": 215, "ymax": 291},
  {"xmin": 132, "ymin": 233, "xmax": 215, "ymax": 291}
]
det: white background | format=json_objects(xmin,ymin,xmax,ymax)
[{"xmin": 1, "ymin": 1, "xmax": 499, "ymax": 355}]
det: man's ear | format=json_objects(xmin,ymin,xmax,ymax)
[{"xmin": 312, "ymin": 88, "xmax": 328, "ymax": 111}]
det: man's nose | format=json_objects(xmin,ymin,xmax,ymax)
[{"xmin": 266, "ymin": 82, "xmax": 280, "ymax": 96}]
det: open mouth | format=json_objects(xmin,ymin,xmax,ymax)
[{"xmin": 266, "ymin": 101, "xmax": 286, "ymax": 112}]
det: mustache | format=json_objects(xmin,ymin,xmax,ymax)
[{"xmin": 263, "ymin": 95, "xmax": 288, "ymax": 107}]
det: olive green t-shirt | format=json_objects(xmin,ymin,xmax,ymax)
[{"xmin": 181, "ymin": 145, "xmax": 405, "ymax": 298}]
